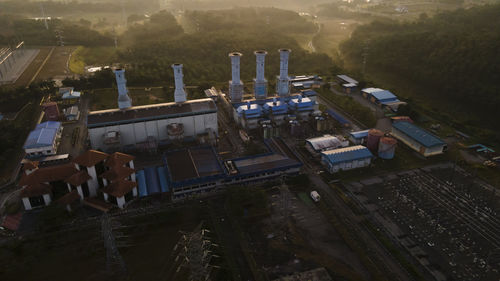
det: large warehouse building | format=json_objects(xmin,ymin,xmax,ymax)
[
  {"xmin": 87, "ymin": 66, "xmax": 218, "ymax": 151},
  {"xmin": 391, "ymin": 121, "xmax": 446, "ymax": 157},
  {"xmin": 321, "ymin": 145, "xmax": 373, "ymax": 173}
]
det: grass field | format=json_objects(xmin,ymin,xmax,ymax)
[
  {"xmin": 69, "ymin": 46, "xmax": 118, "ymax": 75},
  {"xmin": 36, "ymin": 46, "xmax": 77, "ymax": 80}
]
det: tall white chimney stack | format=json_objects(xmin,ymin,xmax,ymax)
[
  {"xmin": 172, "ymin": 63, "xmax": 187, "ymax": 103},
  {"xmin": 114, "ymin": 68, "xmax": 132, "ymax": 110},
  {"xmin": 254, "ymin": 50, "xmax": 268, "ymax": 99},
  {"xmin": 277, "ymin": 48, "xmax": 291, "ymax": 98},
  {"xmin": 228, "ymin": 52, "xmax": 244, "ymax": 103}
]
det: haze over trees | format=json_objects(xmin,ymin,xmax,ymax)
[{"xmin": 341, "ymin": 4, "xmax": 500, "ymax": 136}]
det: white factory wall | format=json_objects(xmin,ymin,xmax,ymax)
[{"xmin": 89, "ymin": 113, "xmax": 218, "ymax": 150}]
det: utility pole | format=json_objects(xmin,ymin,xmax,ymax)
[
  {"xmin": 362, "ymin": 42, "xmax": 369, "ymax": 76},
  {"xmin": 40, "ymin": 3, "xmax": 49, "ymax": 30},
  {"xmin": 101, "ymin": 213, "xmax": 127, "ymax": 278},
  {"xmin": 169, "ymin": 223, "xmax": 217, "ymax": 281}
]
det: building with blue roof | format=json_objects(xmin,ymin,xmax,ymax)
[
  {"xmin": 232, "ymin": 92, "xmax": 318, "ymax": 129},
  {"xmin": 336, "ymin": 74, "xmax": 358, "ymax": 85},
  {"xmin": 361, "ymin": 88, "xmax": 406, "ymax": 111},
  {"xmin": 23, "ymin": 121, "xmax": 62, "ymax": 158},
  {"xmin": 349, "ymin": 130, "xmax": 370, "ymax": 144},
  {"xmin": 391, "ymin": 122, "xmax": 447, "ymax": 157},
  {"xmin": 321, "ymin": 145, "xmax": 373, "ymax": 173}
]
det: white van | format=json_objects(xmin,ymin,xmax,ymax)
[{"xmin": 310, "ymin": 191, "xmax": 321, "ymax": 202}]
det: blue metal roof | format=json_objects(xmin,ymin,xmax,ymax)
[
  {"xmin": 326, "ymin": 109, "xmax": 349, "ymax": 126},
  {"xmin": 337, "ymin": 75, "xmax": 358, "ymax": 85},
  {"xmin": 370, "ymin": 90, "xmax": 397, "ymax": 102},
  {"xmin": 136, "ymin": 170, "xmax": 148, "ymax": 197},
  {"xmin": 36, "ymin": 121, "xmax": 61, "ymax": 130},
  {"xmin": 392, "ymin": 122, "xmax": 445, "ymax": 148},
  {"xmin": 24, "ymin": 121, "xmax": 62, "ymax": 149},
  {"xmin": 321, "ymin": 146, "xmax": 373, "ymax": 165},
  {"xmin": 350, "ymin": 130, "xmax": 370, "ymax": 139},
  {"xmin": 144, "ymin": 167, "xmax": 161, "ymax": 195},
  {"xmin": 301, "ymin": 90, "xmax": 318, "ymax": 97},
  {"xmin": 157, "ymin": 166, "xmax": 169, "ymax": 192}
]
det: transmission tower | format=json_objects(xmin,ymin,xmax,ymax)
[
  {"xmin": 170, "ymin": 223, "xmax": 217, "ymax": 281},
  {"xmin": 101, "ymin": 213, "xmax": 127, "ymax": 278}
]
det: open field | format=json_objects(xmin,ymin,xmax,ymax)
[
  {"xmin": 69, "ymin": 46, "xmax": 118, "ymax": 75},
  {"xmin": 10, "ymin": 47, "xmax": 52, "ymax": 88},
  {"xmin": 35, "ymin": 46, "xmax": 78, "ymax": 81}
]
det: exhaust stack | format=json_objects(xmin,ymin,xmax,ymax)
[
  {"xmin": 172, "ymin": 64, "xmax": 187, "ymax": 103},
  {"xmin": 253, "ymin": 50, "xmax": 268, "ymax": 99},
  {"xmin": 114, "ymin": 68, "xmax": 132, "ymax": 110},
  {"xmin": 276, "ymin": 48, "xmax": 291, "ymax": 98},
  {"xmin": 228, "ymin": 52, "xmax": 244, "ymax": 103}
]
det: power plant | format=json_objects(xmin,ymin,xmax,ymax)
[{"xmin": 87, "ymin": 65, "xmax": 218, "ymax": 151}]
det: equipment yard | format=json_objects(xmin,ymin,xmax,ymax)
[{"xmin": 347, "ymin": 166, "xmax": 500, "ymax": 281}]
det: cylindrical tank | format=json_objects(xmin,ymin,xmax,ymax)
[
  {"xmin": 378, "ymin": 137, "xmax": 397, "ymax": 159},
  {"xmin": 366, "ymin": 129, "xmax": 384, "ymax": 152},
  {"xmin": 316, "ymin": 116, "xmax": 325, "ymax": 132}
]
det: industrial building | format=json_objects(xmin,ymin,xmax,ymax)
[
  {"xmin": 19, "ymin": 150, "xmax": 137, "ymax": 210},
  {"xmin": 361, "ymin": 88, "xmax": 406, "ymax": 111},
  {"xmin": 232, "ymin": 94, "xmax": 318, "ymax": 129},
  {"xmin": 23, "ymin": 121, "xmax": 63, "ymax": 158},
  {"xmin": 321, "ymin": 145, "xmax": 373, "ymax": 173},
  {"xmin": 290, "ymin": 75, "xmax": 322, "ymax": 90},
  {"xmin": 349, "ymin": 130, "xmax": 370, "ymax": 145},
  {"xmin": 391, "ymin": 122, "xmax": 447, "ymax": 157},
  {"xmin": 64, "ymin": 105, "xmax": 80, "ymax": 121},
  {"xmin": 87, "ymin": 66, "xmax": 218, "ymax": 151},
  {"xmin": 163, "ymin": 138, "xmax": 302, "ymax": 199},
  {"xmin": 336, "ymin": 74, "xmax": 358, "ymax": 94},
  {"xmin": 305, "ymin": 134, "xmax": 349, "ymax": 156},
  {"xmin": 59, "ymin": 87, "xmax": 81, "ymax": 104},
  {"xmin": 227, "ymin": 49, "xmax": 319, "ymax": 129}
]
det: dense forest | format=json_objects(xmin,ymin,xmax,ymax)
[
  {"xmin": 116, "ymin": 8, "xmax": 334, "ymax": 86},
  {"xmin": 0, "ymin": 0, "xmax": 156, "ymax": 16},
  {"xmin": 0, "ymin": 15, "xmax": 114, "ymax": 46},
  {"xmin": 341, "ymin": 4, "xmax": 500, "ymax": 134}
]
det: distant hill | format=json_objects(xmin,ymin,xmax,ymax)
[{"xmin": 340, "ymin": 4, "xmax": 500, "ymax": 135}]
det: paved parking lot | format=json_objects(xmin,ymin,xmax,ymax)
[{"xmin": 354, "ymin": 168, "xmax": 500, "ymax": 281}]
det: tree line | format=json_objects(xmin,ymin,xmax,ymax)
[{"xmin": 340, "ymin": 4, "xmax": 500, "ymax": 134}]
